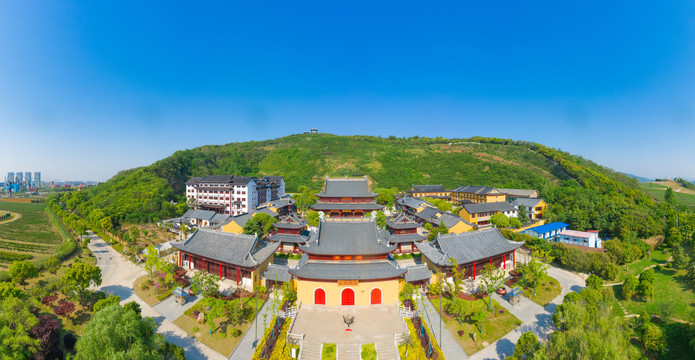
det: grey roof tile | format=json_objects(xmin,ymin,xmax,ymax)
[
  {"xmin": 405, "ymin": 265, "xmax": 432, "ymax": 283},
  {"xmin": 462, "ymin": 202, "xmax": 517, "ymax": 214},
  {"xmin": 289, "ymin": 259, "xmax": 406, "ymax": 280},
  {"xmin": 299, "ymin": 220, "xmax": 395, "ymax": 255},
  {"xmin": 171, "ymin": 229, "xmax": 278, "ymax": 268},
  {"xmin": 416, "ymin": 228, "xmax": 523, "ymax": 266},
  {"xmin": 316, "ymin": 177, "xmax": 376, "ymax": 197},
  {"xmin": 264, "ymin": 264, "xmax": 291, "ymax": 282}
]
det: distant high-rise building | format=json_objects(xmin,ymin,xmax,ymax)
[
  {"xmin": 24, "ymin": 172, "xmax": 32, "ymax": 186},
  {"xmin": 7, "ymin": 172, "xmax": 14, "ymax": 184},
  {"xmin": 34, "ymin": 172, "xmax": 41, "ymax": 187},
  {"xmin": 15, "ymin": 172, "xmax": 22, "ymax": 184}
]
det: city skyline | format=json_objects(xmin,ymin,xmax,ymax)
[{"xmin": 1, "ymin": 2, "xmax": 694, "ymax": 181}]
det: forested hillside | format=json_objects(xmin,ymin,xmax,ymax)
[{"xmin": 68, "ymin": 134, "xmax": 667, "ymax": 238}]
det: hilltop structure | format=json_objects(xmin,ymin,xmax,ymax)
[
  {"xmin": 451, "ymin": 185, "xmax": 506, "ymax": 204},
  {"xmin": 407, "ymin": 184, "xmax": 450, "ymax": 199}
]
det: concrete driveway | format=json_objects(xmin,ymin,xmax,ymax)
[
  {"xmin": 87, "ymin": 231, "xmax": 226, "ymax": 360},
  {"xmin": 468, "ymin": 265, "xmax": 585, "ymax": 360}
]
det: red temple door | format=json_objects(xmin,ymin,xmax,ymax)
[
  {"xmin": 314, "ymin": 288, "xmax": 326, "ymax": 305},
  {"xmin": 341, "ymin": 288, "xmax": 355, "ymax": 306},
  {"xmin": 370, "ymin": 288, "xmax": 382, "ymax": 305}
]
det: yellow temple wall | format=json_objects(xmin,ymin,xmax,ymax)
[{"xmin": 297, "ymin": 278, "xmax": 400, "ymax": 306}]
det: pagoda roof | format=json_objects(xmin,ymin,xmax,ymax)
[
  {"xmin": 316, "ymin": 176, "xmax": 376, "ymax": 198},
  {"xmin": 451, "ymin": 185, "xmax": 502, "ymax": 195},
  {"xmin": 264, "ymin": 264, "xmax": 291, "ymax": 282},
  {"xmin": 299, "ymin": 219, "xmax": 395, "ymax": 256},
  {"xmin": 462, "ymin": 202, "xmax": 516, "ymax": 214},
  {"xmin": 387, "ymin": 213, "xmax": 420, "ymax": 230},
  {"xmin": 267, "ymin": 232, "xmax": 311, "ymax": 244},
  {"xmin": 405, "ymin": 264, "xmax": 432, "ymax": 283},
  {"xmin": 289, "ymin": 254, "xmax": 405, "ymax": 280},
  {"xmin": 381, "ymin": 231, "xmax": 427, "ymax": 244}
]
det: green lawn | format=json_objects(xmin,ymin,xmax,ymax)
[
  {"xmin": 322, "ymin": 343, "xmax": 336, "ymax": 360},
  {"xmin": 620, "ymin": 249, "xmax": 671, "ymax": 278},
  {"xmin": 429, "ymin": 295, "xmax": 522, "ymax": 354},
  {"xmin": 517, "ymin": 275, "xmax": 562, "ymax": 306},
  {"xmin": 361, "ymin": 343, "xmax": 376, "ymax": 360},
  {"xmin": 616, "ymin": 268, "xmax": 695, "ymax": 321},
  {"xmin": 174, "ymin": 296, "xmax": 265, "ymax": 357},
  {"xmin": 133, "ymin": 275, "xmax": 172, "ymax": 306}
]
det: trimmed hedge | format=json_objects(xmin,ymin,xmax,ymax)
[{"xmin": 252, "ymin": 316, "xmax": 294, "ymax": 360}]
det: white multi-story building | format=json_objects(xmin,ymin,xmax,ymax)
[
  {"xmin": 557, "ymin": 230, "xmax": 602, "ymax": 249},
  {"xmin": 185, "ymin": 175, "xmax": 285, "ymax": 216}
]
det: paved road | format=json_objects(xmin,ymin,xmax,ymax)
[
  {"xmin": 87, "ymin": 231, "xmax": 226, "ymax": 360},
  {"xmin": 469, "ymin": 265, "xmax": 585, "ymax": 360}
]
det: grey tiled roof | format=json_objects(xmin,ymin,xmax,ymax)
[
  {"xmin": 417, "ymin": 207, "xmax": 440, "ymax": 221},
  {"xmin": 439, "ymin": 213, "xmax": 474, "ymax": 228},
  {"xmin": 264, "ymin": 264, "xmax": 291, "ymax": 282},
  {"xmin": 416, "ymin": 228, "xmax": 523, "ymax": 266},
  {"xmin": 396, "ymin": 197, "xmax": 427, "ymax": 210},
  {"xmin": 273, "ymin": 221, "xmax": 306, "ymax": 230},
  {"xmin": 451, "ymin": 185, "xmax": 500, "ymax": 195},
  {"xmin": 511, "ymin": 198, "xmax": 544, "ymax": 208},
  {"xmin": 498, "ymin": 189, "xmax": 539, "ymax": 198},
  {"xmin": 311, "ymin": 203, "xmax": 383, "ymax": 211},
  {"xmin": 267, "ymin": 232, "xmax": 310, "ymax": 244},
  {"xmin": 183, "ymin": 209, "xmax": 217, "ymax": 221},
  {"xmin": 185, "ymin": 177, "xmax": 203, "ymax": 185},
  {"xmin": 210, "ymin": 213, "xmax": 232, "ymax": 226},
  {"xmin": 299, "ymin": 220, "xmax": 395, "ymax": 255},
  {"xmin": 382, "ymin": 232, "xmax": 427, "ymax": 244},
  {"xmin": 462, "ymin": 202, "xmax": 517, "ymax": 214},
  {"xmin": 387, "ymin": 215, "xmax": 420, "ymax": 230},
  {"xmin": 317, "ymin": 177, "xmax": 376, "ymax": 197},
  {"xmin": 410, "ymin": 185, "xmax": 447, "ymax": 193},
  {"xmin": 289, "ymin": 258, "xmax": 406, "ymax": 280},
  {"xmin": 171, "ymin": 229, "xmax": 278, "ymax": 268},
  {"xmin": 405, "ymin": 265, "xmax": 432, "ymax": 283}
]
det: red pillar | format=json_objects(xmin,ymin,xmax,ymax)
[
  {"xmin": 178, "ymin": 251, "xmax": 181, "ymax": 267},
  {"xmin": 504, "ymin": 254, "xmax": 506, "ymax": 269},
  {"xmin": 202, "ymin": 258, "xmax": 205, "ymax": 273},
  {"xmin": 490, "ymin": 258, "xmax": 493, "ymax": 268},
  {"xmin": 236, "ymin": 267, "xmax": 240, "ymax": 285},
  {"xmin": 473, "ymin": 262, "xmax": 476, "ymax": 280},
  {"xmin": 513, "ymin": 251, "xmax": 516, "ymax": 267},
  {"xmin": 188, "ymin": 254, "xmax": 191, "ymax": 270},
  {"xmin": 219, "ymin": 263, "xmax": 222, "ymax": 278}
]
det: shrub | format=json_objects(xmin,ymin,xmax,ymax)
[
  {"xmin": 655, "ymin": 265, "xmax": 662, "ymax": 271},
  {"xmin": 231, "ymin": 329, "xmax": 242, "ymax": 337},
  {"xmin": 192, "ymin": 326, "xmax": 200, "ymax": 333},
  {"xmin": 219, "ymin": 332, "xmax": 228, "ymax": 339},
  {"xmin": 192, "ymin": 310, "xmax": 201, "ymax": 319},
  {"xmin": 54, "ymin": 300, "xmax": 76, "ymax": 317},
  {"xmin": 457, "ymin": 330, "xmax": 464, "ymax": 337},
  {"xmin": 42, "ymin": 294, "xmax": 59, "ymax": 306},
  {"xmin": 140, "ymin": 283, "xmax": 149, "ymax": 290}
]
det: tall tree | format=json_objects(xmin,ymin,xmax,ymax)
[
  {"xmin": 8, "ymin": 260, "xmax": 39, "ymax": 288},
  {"xmin": 0, "ymin": 296, "xmax": 39, "ymax": 358},
  {"xmin": 480, "ymin": 263, "xmax": 506, "ymax": 310},
  {"xmin": 61, "ymin": 262, "xmax": 102, "ymax": 303},
  {"xmin": 513, "ymin": 332, "xmax": 539, "ymax": 359},
  {"xmin": 75, "ymin": 304, "xmax": 185, "ymax": 360}
]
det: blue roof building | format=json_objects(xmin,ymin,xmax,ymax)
[{"xmin": 522, "ymin": 222, "xmax": 569, "ymax": 241}]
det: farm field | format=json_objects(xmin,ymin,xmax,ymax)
[
  {"xmin": 639, "ymin": 182, "xmax": 695, "ymax": 209},
  {"xmin": 0, "ymin": 202, "xmax": 62, "ymax": 270}
]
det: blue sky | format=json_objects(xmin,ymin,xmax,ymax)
[{"xmin": 1, "ymin": 1, "xmax": 694, "ymax": 181}]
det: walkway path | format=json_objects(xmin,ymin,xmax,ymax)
[
  {"xmin": 468, "ymin": 266, "xmax": 585, "ymax": 360},
  {"xmin": 86, "ymin": 231, "xmax": 226, "ymax": 360},
  {"xmin": 228, "ymin": 292, "xmax": 278, "ymax": 360},
  {"xmin": 419, "ymin": 293, "xmax": 470, "ymax": 359}
]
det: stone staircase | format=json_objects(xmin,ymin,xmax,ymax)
[
  {"xmin": 376, "ymin": 340, "xmax": 399, "ymax": 360},
  {"xmin": 338, "ymin": 343, "xmax": 361, "ymax": 360},
  {"xmin": 299, "ymin": 341, "xmax": 321, "ymax": 360}
]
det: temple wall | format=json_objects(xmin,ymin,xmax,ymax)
[{"xmin": 296, "ymin": 278, "xmax": 400, "ymax": 306}]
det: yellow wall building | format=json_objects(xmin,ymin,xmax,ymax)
[{"xmin": 451, "ymin": 185, "xmax": 506, "ymax": 204}]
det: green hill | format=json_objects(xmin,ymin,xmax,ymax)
[{"xmin": 62, "ymin": 134, "xmax": 665, "ymax": 238}]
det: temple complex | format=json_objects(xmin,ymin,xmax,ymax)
[
  {"xmin": 382, "ymin": 213, "xmax": 426, "ymax": 253},
  {"xmin": 290, "ymin": 215, "xmax": 405, "ymax": 306}
]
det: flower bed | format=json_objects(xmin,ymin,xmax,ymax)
[{"xmin": 252, "ymin": 316, "xmax": 292, "ymax": 360}]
